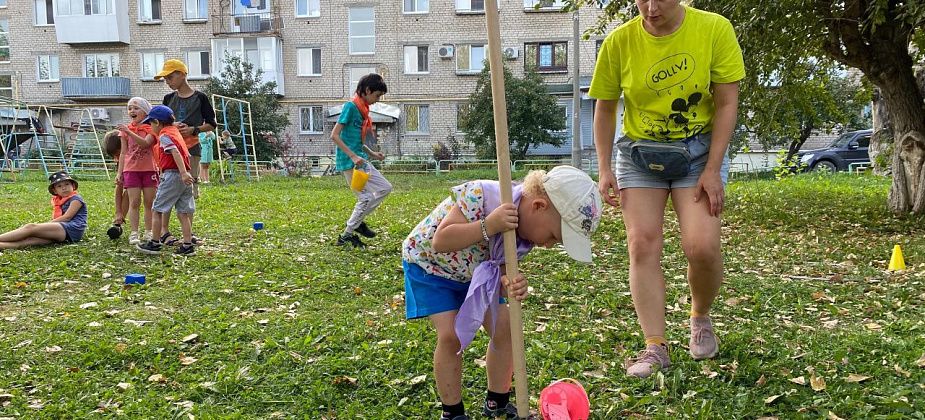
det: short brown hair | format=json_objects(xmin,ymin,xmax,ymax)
[{"xmin": 103, "ymin": 130, "xmax": 121, "ymax": 158}]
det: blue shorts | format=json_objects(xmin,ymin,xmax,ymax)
[
  {"xmin": 403, "ymin": 261, "xmax": 508, "ymax": 320},
  {"xmin": 614, "ymin": 132, "xmax": 730, "ymax": 189},
  {"xmin": 404, "ymin": 260, "xmax": 471, "ymax": 320}
]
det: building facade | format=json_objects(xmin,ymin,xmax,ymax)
[{"xmin": 0, "ymin": 0, "xmax": 622, "ymax": 160}]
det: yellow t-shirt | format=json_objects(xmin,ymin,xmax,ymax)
[{"xmin": 589, "ymin": 6, "xmax": 745, "ymax": 141}]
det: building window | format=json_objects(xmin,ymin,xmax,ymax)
[
  {"xmin": 456, "ymin": 44, "xmax": 485, "ymax": 73},
  {"xmin": 299, "ymin": 106, "xmax": 324, "ymax": 134},
  {"xmin": 404, "ymin": 0, "xmax": 428, "ymax": 13},
  {"xmin": 595, "ymin": 39, "xmax": 603, "ymax": 59},
  {"xmin": 403, "ymin": 45, "xmax": 428, "ymax": 74},
  {"xmin": 455, "ymin": 102, "xmax": 468, "ymax": 134},
  {"xmin": 58, "ymin": 0, "xmax": 115, "ymax": 16},
  {"xmin": 295, "ymin": 0, "xmax": 319, "ymax": 17},
  {"xmin": 0, "ymin": 0, "xmax": 7, "ymax": 8},
  {"xmin": 456, "ymin": 0, "xmax": 484, "ymax": 12},
  {"xmin": 523, "ymin": 0, "xmax": 565, "ymax": 9},
  {"xmin": 524, "ymin": 42, "xmax": 567, "ymax": 72},
  {"xmin": 184, "ymin": 0, "xmax": 207, "ymax": 20},
  {"xmin": 186, "ymin": 50, "xmax": 210, "ymax": 78},
  {"xmin": 348, "ymin": 7, "xmax": 375, "ymax": 55},
  {"xmin": 139, "ymin": 0, "xmax": 161, "ymax": 22},
  {"xmin": 0, "ymin": 20, "xmax": 8, "ymax": 63},
  {"xmin": 35, "ymin": 0, "xmax": 55, "ymax": 25},
  {"xmin": 140, "ymin": 52, "xmax": 165, "ymax": 80},
  {"xmin": 348, "ymin": 66, "xmax": 377, "ymax": 96},
  {"xmin": 84, "ymin": 53, "xmax": 120, "ymax": 77},
  {"xmin": 297, "ymin": 48, "xmax": 321, "ymax": 76},
  {"xmin": 405, "ymin": 104, "xmax": 430, "ymax": 134},
  {"xmin": 0, "ymin": 75, "xmax": 12, "ymax": 98},
  {"xmin": 37, "ymin": 55, "xmax": 60, "ymax": 82}
]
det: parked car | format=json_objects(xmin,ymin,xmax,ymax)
[{"xmin": 797, "ymin": 129, "xmax": 872, "ymax": 172}]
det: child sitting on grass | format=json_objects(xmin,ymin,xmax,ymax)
[
  {"xmin": 0, "ymin": 171, "xmax": 87, "ymax": 249},
  {"xmin": 135, "ymin": 105, "xmax": 196, "ymax": 256},
  {"xmin": 103, "ymin": 131, "xmax": 129, "ymax": 240},
  {"xmin": 401, "ymin": 166, "xmax": 602, "ymax": 420}
]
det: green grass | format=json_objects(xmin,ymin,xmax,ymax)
[{"xmin": 1, "ymin": 172, "xmax": 923, "ymax": 418}]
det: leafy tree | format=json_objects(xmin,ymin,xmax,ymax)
[
  {"xmin": 459, "ymin": 64, "xmax": 567, "ymax": 161},
  {"xmin": 570, "ymin": 0, "xmax": 925, "ymax": 214},
  {"xmin": 204, "ymin": 55, "xmax": 290, "ymax": 160}
]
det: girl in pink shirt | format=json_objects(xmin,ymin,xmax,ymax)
[{"xmin": 116, "ymin": 97, "xmax": 158, "ymax": 245}]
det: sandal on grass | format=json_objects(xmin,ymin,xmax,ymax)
[{"xmin": 160, "ymin": 232, "xmax": 202, "ymax": 246}]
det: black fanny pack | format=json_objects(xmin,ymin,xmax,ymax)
[{"xmin": 629, "ymin": 140, "xmax": 692, "ymax": 181}]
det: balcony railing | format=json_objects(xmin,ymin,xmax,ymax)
[
  {"xmin": 212, "ymin": 12, "xmax": 282, "ymax": 36},
  {"xmin": 61, "ymin": 77, "xmax": 131, "ymax": 99}
]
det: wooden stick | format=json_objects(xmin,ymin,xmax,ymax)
[{"xmin": 484, "ymin": 1, "xmax": 530, "ymax": 418}]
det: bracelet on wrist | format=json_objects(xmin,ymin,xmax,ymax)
[{"xmin": 479, "ymin": 219, "xmax": 490, "ymax": 243}]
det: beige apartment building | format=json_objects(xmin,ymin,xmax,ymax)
[{"xmin": 0, "ymin": 0, "xmax": 622, "ymax": 159}]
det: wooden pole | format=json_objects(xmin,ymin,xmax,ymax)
[{"xmin": 484, "ymin": 1, "xmax": 530, "ymax": 418}]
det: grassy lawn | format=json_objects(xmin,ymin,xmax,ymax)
[{"xmin": 1, "ymin": 171, "xmax": 923, "ymax": 419}]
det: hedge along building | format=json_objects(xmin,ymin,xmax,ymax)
[{"xmin": 0, "ymin": 0, "xmax": 620, "ymax": 161}]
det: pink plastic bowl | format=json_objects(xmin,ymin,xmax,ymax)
[{"xmin": 539, "ymin": 378, "xmax": 590, "ymax": 420}]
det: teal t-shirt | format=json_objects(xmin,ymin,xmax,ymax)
[{"xmin": 335, "ymin": 101, "xmax": 369, "ymax": 172}]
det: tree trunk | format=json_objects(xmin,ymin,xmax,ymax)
[
  {"xmin": 785, "ymin": 122, "xmax": 815, "ymax": 164},
  {"xmin": 875, "ymin": 66, "xmax": 925, "ymax": 214},
  {"xmin": 870, "ymin": 87, "xmax": 893, "ymax": 175}
]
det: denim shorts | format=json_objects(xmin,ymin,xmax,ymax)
[{"xmin": 614, "ymin": 132, "xmax": 730, "ymax": 189}]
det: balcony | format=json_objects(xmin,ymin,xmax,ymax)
[
  {"xmin": 54, "ymin": 3, "xmax": 131, "ymax": 44},
  {"xmin": 212, "ymin": 12, "xmax": 283, "ymax": 36},
  {"xmin": 61, "ymin": 77, "xmax": 131, "ymax": 99}
]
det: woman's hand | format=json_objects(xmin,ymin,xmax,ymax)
[
  {"xmin": 485, "ymin": 203, "xmax": 518, "ymax": 235},
  {"xmin": 501, "ymin": 273, "xmax": 529, "ymax": 301},
  {"xmin": 351, "ymin": 154, "xmax": 366, "ymax": 168},
  {"xmin": 598, "ymin": 169, "xmax": 620, "ymax": 207},
  {"xmin": 695, "ymin": 170, "xmax": 725, "ymax": 217}
]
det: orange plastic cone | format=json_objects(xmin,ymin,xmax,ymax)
[{"xmin": 888, "ymin": 245, "xmax": 906, "ymax": 271}]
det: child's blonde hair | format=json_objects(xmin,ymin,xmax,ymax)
[
  {"xmin": 522, "ymin": 169, "xmax": 548, "ymax": 198},
  {"xmin": 103, "ymin": 130, "xmax": 121, "ymax": 158}
]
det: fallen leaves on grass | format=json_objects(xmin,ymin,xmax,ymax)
[
  {"xmin": 789, "ymin": 376, "xmax": 806, "ymax": 386},
  {"xmin": 810, "ymin": 373, "xmax": 826, "ymax": 391},
  {"xmin": 44, "ymin": 346, "xmax": 62, "ymax": 353},
  {"xmin": 828, "ymin": 412, "xmax": 846, "ymax": 420},
  {"xmin": 14, "ymin": 282, "xmax": 27, "ymax": 288},
  {"xmin": 333, "ymin": 376, "xmax": 357, "ymax": 386},
  {"xmin": 79, "ymin": 302, "xmax": 98, "ymax": 309},
  {"xmin": 147, "ymin": 374, "xmax": 167, "ymax": 383},
  {"xmin": 409, "ymin": 375, "xmax": 427, "ymax": 385},
  {"xmin": 845, "ymin": 374, "xmax": 870, "ymax": 383},
  {"xmin": 181, "ymin": 334, "xmax": 199, "ymax": 343},
  {"xmin": 179, "ymin": 355, "xmax": 198, "ymax": 366},
  {"xmin": 116, "ymin": 382, "xmax": 132, "ymax": 391},
  {"xmin": 123, "ymin": 319, "xmax": 151, "ymax": 327},
  {"xmin": 764, "ymin": 395, "xmax": 782, "ymax": 405},
  {"xmin": 916, "ymin": 353, "xmax": 925, "ymax": 368}
]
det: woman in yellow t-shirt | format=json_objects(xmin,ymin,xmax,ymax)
[{"xmin": 589, "ymin": 0, "xmax": 745, "ymax": 378}]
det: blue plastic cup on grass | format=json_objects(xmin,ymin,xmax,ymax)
[
  {"xmin": 253, "ymin": 222, "xmax": 264, "ymax": 231},
  {"xmin": 125, "ymin": 274, "xmax": 146, "ymax": 285}
]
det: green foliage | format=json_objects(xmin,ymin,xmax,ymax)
[
  {"xmin": 773, "ymin": 149, "xmax": 805, "ymax": 180},
  {"xmin": 459, "ymin": 64, "xmax": 567, "ymax": 161},
  {"xmin": 1, "ymin": 175, "xmax": 923, "ymax": 417},
  {"xmin": 205, "ymin": 55, "xmax": 290, "ymax": 160}
]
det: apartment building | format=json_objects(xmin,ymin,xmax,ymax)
[{"xmin": 0, "ymin": 0, "xmax": 623, "ymax": 158}]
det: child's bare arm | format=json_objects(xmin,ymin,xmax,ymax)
[
  {"xmin": 331, "ymin": 123, "xmax": 365, "ymax": 167},
  {"xmin": 169, "ymin": 149, "xmax": 193, "ymax": 185},
  {"xmin": 118, "ymin": 125, "xmax": 155, "ymax": 147},
  {"xmin": 432, "ymin": 203, "xmax": 518, "ymax": 253},
  {"xmin": 51, "ymin": 199, "xmax": 83, "ymax": 223}
]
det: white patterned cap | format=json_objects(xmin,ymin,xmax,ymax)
[{"xmin": 543, "ymin": 166, "xmax": 602, "ymax": 263}]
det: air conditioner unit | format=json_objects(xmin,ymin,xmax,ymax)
[
  {"xmin": 503, "ymin": 47, "xmax": 519, "ymax": 60},
  {"xmin": 89, "ymin": 108, "xmax": 109, "ymax": 121},
  {"xmin": 438, "ymin": 45, "xmax": 455, "ymax": 59}
]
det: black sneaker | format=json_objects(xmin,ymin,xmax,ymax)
[
  {"xmin": 355, "ymin": 222, "xmax": 377, "ymax": 238},
  {"xmin": 335, "ymin": 232, "xmax": 366, "ymax": 248},
  {"xmin": 441, "ymin": 415, "xmax": 469, "ymax": 420},
  {"xmin": 136, "ymin": 240, "xmax": 162, "ymax": 255},
  {"xmin": 175, "ymin": 243, "xmax": 195, "ymax": 256},
  {"xmin": 107, "ymin": 224, "xmax": 123, "ymax": 240},
  {"xmin": 482, "ymin": 401, "xmax": 518, "ymax": 419}
]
